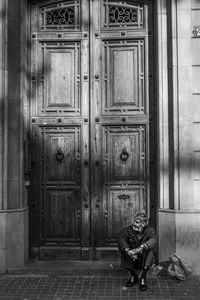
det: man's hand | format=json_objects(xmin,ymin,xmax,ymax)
[
  {"xmin": 134, "ymin": 244, "xmax": 146, "ymax": 254},
  {"xmin": 127, "ymin": 249, "xmax": 138, "ymax": 261},
  {"xmin": 123, "ymin": 244, "xmax": 148, "ymax": 261},
  {"xmin": 124, "ymin": 248, "xmax": 139, "ymax": 261}
]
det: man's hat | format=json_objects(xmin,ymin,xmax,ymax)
[{"xmin": 134, "ymin": 211, "xmax": 148, "ymax": 221}]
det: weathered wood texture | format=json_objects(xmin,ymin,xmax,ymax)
[{"xmin": 30, "ymin": 0, "xmax": 154, "ymax": 259}]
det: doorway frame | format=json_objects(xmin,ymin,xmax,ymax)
[{"xmin": 27, "ymin": 0, "xmax": 159, "ymax": 260}]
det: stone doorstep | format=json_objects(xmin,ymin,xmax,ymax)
[
  {"xmin": 7, "ymin": 260, "xmax": 125, "ymax": 274},
  {"xmin": 6, "ymin": 260, "xmax": 161, "ymax": 278}
]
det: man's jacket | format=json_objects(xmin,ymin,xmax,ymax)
[{"xmin": 118, "ymin": 224, "xmax": 157, "ymax": 251}]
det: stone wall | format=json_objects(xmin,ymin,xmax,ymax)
[
  {"xmin": 0, "ymin": 0, "xmax": 200, "ymax": 273},
  {"xmin": 0, "ymin": 0, "xmax": 29, "ymax": 273},
  {"xmin": 158, "ymin": 0, "xmax": 200, "ymax": 274}
]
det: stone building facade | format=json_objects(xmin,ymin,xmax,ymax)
[{"xmin": 0, "ymin": 0, "xmax": 200, "ymax": 273}]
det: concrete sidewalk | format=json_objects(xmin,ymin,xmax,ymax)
[{"xmin": 0, "ymin": 261, "xmax": 200, "ymax": 300}]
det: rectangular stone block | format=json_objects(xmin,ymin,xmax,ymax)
[
  {"xmin": 192, "ymin": 0, "xmax": 200, "ymax": 9},
  {"xmin": 176, "ymin": 212, "xmax": 200, "ymax": 273},
  {"xmin": 192, "ymin": 66, "xmax": 200, "ymax": 94},
  {"xmin": 7, "ymin": 71, "xmax": 20, "ymax": 100},
  {"xmin": 178, "ymin": 40, "xmax": 192, "ymax": 66},
  {"xmin": 192, "ymin": 39, "xmax": 200, "ymax": 65},
  {"xmin": 177, "ymin": 0, "xmax": 191, "ymax": 11},
  {"xmin": 178, "ymin": 13, "xmax": 192, "ymax": 40},
  {"xmin": 179, "ymin": 123, "xmax": 193, "ymax": 151},
  {"xmin": 0, "ymin": 214, "xmax": 6, "ymax": 248},
  {"xmin": 7, "ymin": 0, "xmax": 21, "ymax": 18},
  {"xmin": 158, "ymin": 210, "xmax": 176, "ymax": 262},
  {"xmin": 6, "ymin": 209, "xmax": 29, "ymax": 269},
  {"xmin": 192, "ymin": 9, "xmax": 200, "ymax": 27},
  {"xmin": 193, "ymin": 123, "xmax": 200, "ymax": 150},
  {"xmin": 8, "ymin": 19, "xmax": 20, "ymax": 46},
  {"xmin": 180, "ymin": 178, "xmax": 193, "ymax": 209},
  {"xmin": 7, "ymin": 99, "xmax": 20, "ymax": 129},
  {"xmin": 7, "ymin": 181, "xmax": 20, "ymax": 209},
  {"xmin": 7, "ymin": 100, "xmax": 21, "ymax": 185},
  {"xmin": 193, "ymin": 152, "xmax": 200, "ymax": 178},
  {"xmin": 178, "ymin": 68, "xmax": 192, "ymax": 122},
  {"xmin": 159, "ymin": 211, "xmax": 200, "ymax": 274},
  {"xmin": 193, "ymin": 181, "xmax": 200, "ymax": 209},
  {"xmin": 192, "ymin": 95, "xmax": 200, "ymax": 122},
  {"xmin": 0, "ymin": 249, "xmax": 6, "ymax": 273},
  {"xmin": 7, "ymin": 149, "xmax": 20, "ymax": 180},
  {"xmin": 7, "ymin": 45, "xmax": 20, "ymax": 72},
  {"xmin": 6, "ymin": 211, "xmax": 24, "ymax": 266}
]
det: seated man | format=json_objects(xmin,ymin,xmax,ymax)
[{"xmin": 118, "ymin": 212, "xmax": 157, "ymax": 291}]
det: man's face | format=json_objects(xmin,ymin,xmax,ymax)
[{"xmin": 133, "ymin": 217, "xmax": 148, "ymax": 233}]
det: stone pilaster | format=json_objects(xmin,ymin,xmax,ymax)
[
  {"xmin": 156, "ymin": 0, "xmax": 170, "ymax": 210},
  {"xmin": 0, "ymin": 0, "xmax": 29, "ymax": 273}
]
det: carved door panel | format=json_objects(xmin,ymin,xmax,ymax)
[
  {"xmin": 90, "ymin": 0, "xmax": 153, "ymax": 258},
  {"xmin": 30, "ymin": 0, "xmax": 154, "ymax": 260},
  {"xmin": 30, "ymin": 0, "xmax": 90, "ymax": 259}
]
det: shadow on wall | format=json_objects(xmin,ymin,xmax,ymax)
[{"xmin": 1, "ymin": 0, "xmax": 197, "ymax": 255}]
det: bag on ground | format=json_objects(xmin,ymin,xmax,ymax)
[{"xmin": 167, "ymin": 253, "xmax": 192, "ymax": 280}]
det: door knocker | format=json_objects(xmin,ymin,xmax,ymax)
[
  {"xmin": 120, "ymin": 147, "xmax": 129, "ymax": 162},
  {"xmin": 55, "ymin": 148, "xmax": 65, "ymax": 162}
]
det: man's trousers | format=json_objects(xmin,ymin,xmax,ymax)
[{"xmin": 120, "ymin": 249, "xmax": 155, "ymax": 271}]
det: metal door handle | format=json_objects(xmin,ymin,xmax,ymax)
[
  {"xmin": 120, "ymin": 148, "xmax": 129, "ymax": 162},
  {"xmin": 55, "ymin": 149, "xmax": 64, "ymax": 162}
]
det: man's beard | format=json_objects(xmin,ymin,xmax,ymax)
[{"xmin": 132, "ymin": 223, "xmax": 144, "ymax": 233}]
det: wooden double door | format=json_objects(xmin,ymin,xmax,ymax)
[{"xmin": 30, "ymin": 0, "xmax": 155, "ymax": 260}]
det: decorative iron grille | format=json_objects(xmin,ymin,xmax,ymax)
[
  {"xmin": 39, "ymin": 1, "xmax": 80, "ymax": 30},
  {"xmin": 109, "ymin": 6, "xmax": 138, "ymax": 24},
  {"xmin": 46, "ymin": 7, "xmax": 75, "ymax": 26},
  {"xmin": 103, "ymin": 1, "xmax": 144, "ymax": 28}
]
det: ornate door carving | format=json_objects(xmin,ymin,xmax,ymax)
[
  {"xmin": 90, "ymin": 1, "xmax": 154, "ymax": 259},
  {"xmin": 30, "ymin": 0, "xmax": 154, "ymax": 260}
]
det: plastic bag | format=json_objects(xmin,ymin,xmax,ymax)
[
  {"xmin": 151, "ymin": 264, "xmax": 163, "ymax": 276},
  {"xmin": 167, "ymin": 253, "xmax": 192, "ymax": 281}
]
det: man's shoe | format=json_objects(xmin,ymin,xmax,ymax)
[
  {"xmin": 125, "ymin": 275, "xmax": 138, "ymax": 287},
  {"xmin": 139, "ymin": 277, "xmax": 147, "ymax": 291}
]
